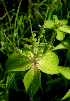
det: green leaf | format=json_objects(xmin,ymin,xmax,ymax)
[
  {"xmin": 5, "ymin": 51, "xmax": 33, "ymax": 72},
  {"xmin": 58, "ymin": 66, "xmax": 70, "ymax": 80},
  {"xmin": 38, "ymin": 51, "xmax": 59, "ymax": 74},
  {"xmin": 27, "ymin": 69, "xmax": 41, "ymax": 98},
  {"xmin": 58, "ymin": 25, "xmax": 70, "ymax": 33},
  {"xmin": 43, "ymin": 20, "xmax": 55, "ymax": 29},
  {"xmin": 67, "ymin": 48, "xmax": 70, "ymax": 63},
  {"xmin": 52, "ymin": 40, "xmax": 69, "ymax": 50},
  {"xmin": 23, "ymin": 68, "xmax": 34, "ymax": 92},
  {"xmin": 56, "ymin": 30, "xmax": 65, "ymax": 41},
  {"xmin": 62, "ymin": 89, "xmax": 70, "ymax": 100}
]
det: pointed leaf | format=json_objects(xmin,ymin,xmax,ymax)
[
  {"xmin": 38, "ymin": 51, "xmax": 59, "ymax": 74},
  {"xmin": 58, "ymin": 66, "xmax": 70, "ymax": 80},
  {"xmin": 23, "ymin": 68, "xmax": 34, "ymax": 92},
  {"xmin": 27, "ymin": 69, "xmax": 41, "ymax": 98},
  {"xmin": 5, "ymin": 52, "xmax": 33, "ymax": 72},
  {"xmin": 62, "ymin": 89, "xmax": 70, "ymax": 100}
]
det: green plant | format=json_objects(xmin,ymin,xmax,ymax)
[{"xmin": 4, "ymin": 14, "xmax": 70, "ymax": 100}]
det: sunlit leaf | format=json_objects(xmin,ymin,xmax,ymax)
[
  {"xmin": 5, "ymin": 51, "xmax": 33, "ymax": 72},
  {"xmin": 23, "ymin": 68, "xmax": 34, "ymax": 92},
  {"xmin": 38, "ymin": 51, "xmax": 59, "ymax": 74},
  {"xmin": 27, "ymin": 69, "xmax": 41, "ymax": 98}
]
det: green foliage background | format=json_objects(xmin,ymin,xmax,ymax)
[{"xmin": 0, "ymin": 0, "xmax": 70, "ymax": 101}]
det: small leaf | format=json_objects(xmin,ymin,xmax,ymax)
[
  {"xmin": 38, "ymin": 51, "xmax": 59, "ymax": 74},
  {"xmin": 27, "ymin": 69, "xmax": 41, "ymax": 98},
  {"xmin": 62, "ymin": 89, "xmax": 70, "ymax": 100},
  {"xmin": 59, "ymin": 25, "xmax": 70, "ymax": 33},
  {"xmin": 5, "ymin": 51, "xmax": 33, "ymax": 72},
  {"xmin": 56, "ymin": 30, "xmax": 65, "ymax": 41},
  {"xmin": 23, "ymin": 68, "xmax": 34, "ymax": 92},
  {"xmin": 43, "ymin": 20, "xmax": 55, "ymax": 29},
  {"xmin": 52, "ymin": 40, "xmax": 69, "ymax": 50},
  {"xmin": 54, "ymin": 15, "xmax": 59, "ymax": 23},
  {"xmin": 58, "ymin": 66, "xmax": 70, "ymax": 80}
]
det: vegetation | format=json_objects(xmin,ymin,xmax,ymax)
[{"xmin": 0, "ymin": 0, "xmax": 70, "ymax": 101}]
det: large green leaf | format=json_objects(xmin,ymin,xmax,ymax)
[
  {"xmin": 23, "ymin": 68, "xmax": 34, "ymax": 92},
  {"xmin": 52, "ymin": 40, "xmax": 69, "ymax": 50},
  {"xmin": 62, "ymin": 89, "xmax": 70, "ymax": 100},
  {"xmin": 38, "ymin": 51, "xmax": 59, "ymax": 74},
  {"xmin": 5, "ymin": 51, "xmax": 33, "ymax": 72},
  {"xmin": 58, "ymin": 66, "xmax": 70, "ymax": 80},
  {"xmin": 27, "ymin": 69, "xmax": 41, "ymax": 98}
]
